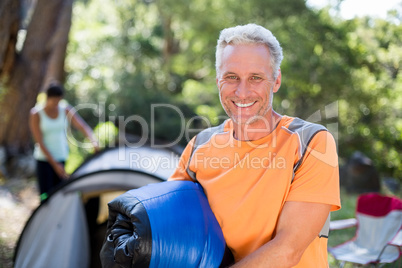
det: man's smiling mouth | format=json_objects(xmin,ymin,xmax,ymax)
[{"xmin": 234, "ymin": 101, "xmax": 256, "ymax": 108}]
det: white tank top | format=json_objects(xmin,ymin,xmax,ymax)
[{"xmin": 33, "ymin": 105, "xmax": 69, "ymax": 162}]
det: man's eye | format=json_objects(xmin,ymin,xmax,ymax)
[
  {"xmin": 228, "ymin": 76, "xmax": 238, "ymax": 80},
  {"xmin": 251, "ymin": 76, "xmax": 262, "ymax": 80}
]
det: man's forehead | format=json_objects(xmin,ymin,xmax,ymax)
[{"xmin": 221, "ymin": 44, "xmax": 270, "ymax": 60}]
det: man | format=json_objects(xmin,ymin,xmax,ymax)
[{"xmin": 169, "ymin": 24, "xmax": 340, "ymax": 267}]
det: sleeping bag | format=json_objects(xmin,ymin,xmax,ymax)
[{"xmin": 100, "ymin": 181, "xmax": 233, "ymax": 268}]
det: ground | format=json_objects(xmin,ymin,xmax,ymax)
[{"xmin": 0, "ymin": 177, "xmax": 39, "ymax": 268}]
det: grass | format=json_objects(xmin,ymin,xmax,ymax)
[
  {"xmin": 328, "ymin": 190, "xmax": 359, "ymax": 268},
  {"xmin": 328, "ymin": 190, "xmax": 359, "ymax": 248}
]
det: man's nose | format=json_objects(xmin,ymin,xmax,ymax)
[{"xmin": 235, "ymin": 80, "xmax": 249, "ymax": 99}]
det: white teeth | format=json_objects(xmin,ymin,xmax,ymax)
[{"xmin": 235, "ymin": 102, "xmax": 255, "ymax": 108}]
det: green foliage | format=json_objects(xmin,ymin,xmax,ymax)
[
  {"xmin": 336, "ymin": 17, "xmax": 402, "ymax": 179},
  {"xmin": 94, "ymin": 121, "xmax": 119, "ymax": 148},
  {"xmin": 64, "ymin": 0, "xmax": 401, "ymax": 180},
  {"xmin": 65, "ymin": 121, "xmax": 119, "ymax": 174},
  {"xmin": 65, "ymin": 139, "xmax": 88, "ymax": 174}
]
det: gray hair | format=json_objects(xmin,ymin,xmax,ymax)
[{"xmin": 215, "ymin": 23, "xmax": 283, "ymax": 79}]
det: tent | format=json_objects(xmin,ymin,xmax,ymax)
[{"xmin": 14, "ymin": 145, "xmax": 181, "ymax": 268}]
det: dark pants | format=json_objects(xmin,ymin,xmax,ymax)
[{"xmin": 36, "ymin": 160, "xmax": 65, "ymax": 196}]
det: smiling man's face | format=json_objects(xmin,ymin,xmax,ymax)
[{"xmin": 217, "ymin": 44, "xmax": 281, "ymax": 127}]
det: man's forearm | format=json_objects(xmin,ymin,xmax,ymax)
[{"xmin": 231, "ymin": 235, "xmax": 302, "ymax": 268}]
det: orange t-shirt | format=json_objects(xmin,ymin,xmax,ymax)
[{"xmin": 169, "ymin": 116, "xmax": 341, "ymax": 267}]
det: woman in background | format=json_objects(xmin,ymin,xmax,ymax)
[{"xmin": 29, "ymin": 82, "xmax": 99, "ymax": 200}]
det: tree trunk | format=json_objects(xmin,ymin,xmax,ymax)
[
  {"xmin": 0, "ymin": 0, "xmax": 73, "ymax": 156},
  {"xmin": 0, "ymin": 0, "xmax": 20, "ymax": 75}
]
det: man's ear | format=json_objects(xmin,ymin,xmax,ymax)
[
  {"xmin": 273, "ymin": 69, "xmax": 281, "ymax": 93},
  {"xmin": 216, "ymin": 77, "xmax": 222, "ymax": 90}
]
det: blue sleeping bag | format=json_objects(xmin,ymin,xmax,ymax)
[{"xmin": 100, "ymin": 181, "xmax": 233, "ymax": 268}]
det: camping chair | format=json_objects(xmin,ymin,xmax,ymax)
[{"xmin": 328, "ymin": 193, "xmax": 402, "ymax": 267}]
